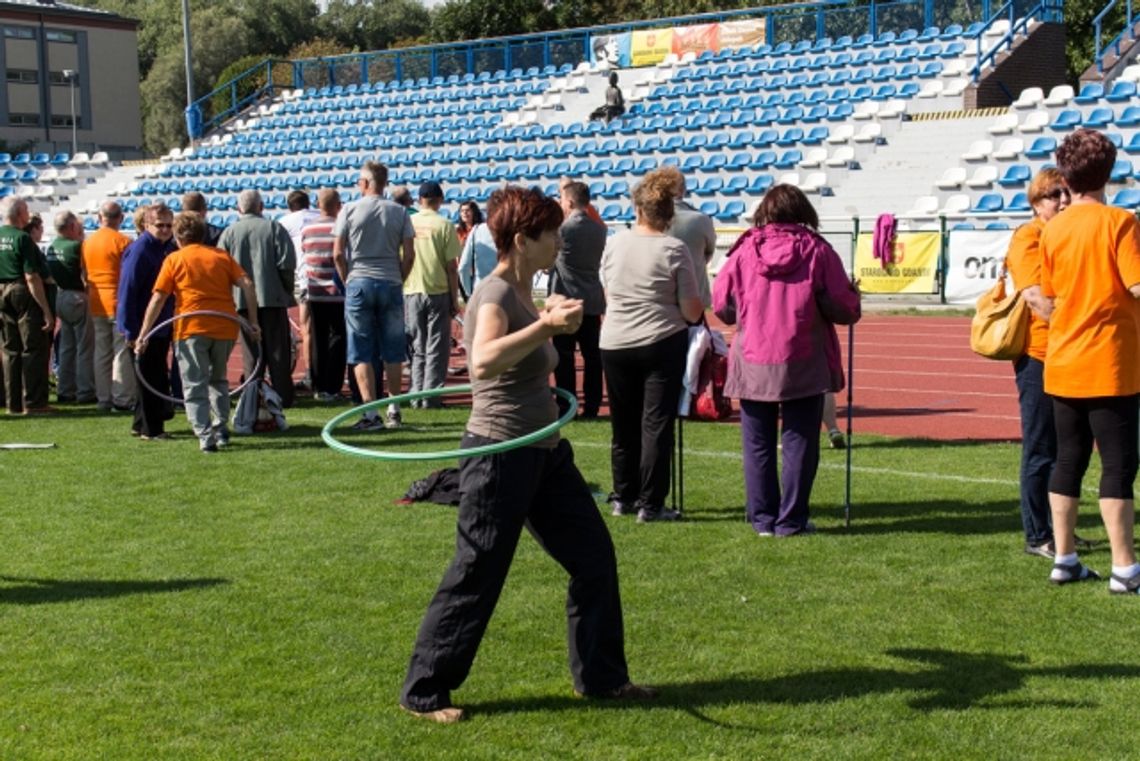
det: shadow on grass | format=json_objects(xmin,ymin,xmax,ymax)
[
  {"xmin": 467, "ymin": 648, "xmax": 1138, "ymax": 722},
  {"xmin": 0, "ymin": 575, "xmax": 228, "ymax": 605},
  {"xmin": 815, "ymin": 499, "xmax": 1017, "ymax": 535},
  {"xmin": 852, "ymin": 437, "xmax": 1020, "ymax": 448}
]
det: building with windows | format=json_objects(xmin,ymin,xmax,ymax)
[{"xmin": 0, "ymin": 0, "xmax": 141, "ymax": 157}]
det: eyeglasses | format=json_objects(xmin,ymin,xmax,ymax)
[
  {"xmin": 1042, "ymin": 188, "xmax": 1071, "ymax": 201},
  {"xmin": 152, "ymin": 223, "xmax": 173, "ymax": 229}
]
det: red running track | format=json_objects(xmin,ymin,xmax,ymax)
[{"xmin": 278, "ymin": 312, "xmax": 1019, "ymax": 443}]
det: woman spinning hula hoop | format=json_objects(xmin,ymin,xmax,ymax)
[
  {"xmin": 399, "ymin": 186, "xmax": 656, "ymax": 724},
  {"xmin": 136, "ymin": 211, "xmax": 262, "ymax": 453}
]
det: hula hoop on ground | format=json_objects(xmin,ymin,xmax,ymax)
[
  {"xmin": 322, "ymin": 385, "xmax": 577, "ymax": 461},
  {"xmin": 133, "ymin": 309, "xmax": 263, "ymax": 406}
]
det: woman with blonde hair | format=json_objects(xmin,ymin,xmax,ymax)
[
  {"xmin": 600, "ymin": 168, "xmax": 704, "ymax": 522},
  {"xmin": 1005, "ymin": 168, "xmax": 1070, "ymax": 559}
]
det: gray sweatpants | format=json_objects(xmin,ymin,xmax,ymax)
[{"xmin": 176, "ymin": 336, "xmax": 233, "ymax": 445}]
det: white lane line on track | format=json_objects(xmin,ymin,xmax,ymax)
[
  {"xmin": 855, "ymin": 385, "xmax": 1014, "ymax": 399},
  {"xmin": 573, "ymin": 442, "xmax": 1100, "ymax": 494},
  {"xmin": 854, "ymin": 368, "xmax": 1011, "ymax": 380},
  {"xmin": 855, "ymin": 353, "xmax": 999, "ymax": 364}
]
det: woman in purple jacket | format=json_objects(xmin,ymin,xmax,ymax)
[{"xmin": 713, "ymin": 185, "xmax": 861, "ymax": 537}]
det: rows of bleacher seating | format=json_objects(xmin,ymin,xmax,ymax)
[
  {"xmin": 108, "ymin": 20, "xmax": 1020, "ymax": 228},
  {"xmin": 0, "ymin": 152, "xmax": 109, "ymax": 203},
  {"xmin": 914, "ymin": 79, "xmax": 1140, "ymax": 216}
]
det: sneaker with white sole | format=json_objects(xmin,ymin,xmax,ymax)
[
  {"xmin": 636, "ymin": 507, "xmax": 681, "ymax": 523},
  {"xmin": 352, "ymin": 415, "xmax": 383, "ymax": 431},
  {"xmin": 611, "ymin": 499, "xmax": 634, "ymax": 517},
  {"xmin": 385, "ymin": 405, "xmax": 402, "ymax": 429}
]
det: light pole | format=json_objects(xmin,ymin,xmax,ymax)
[{"xmin": 62, "ymin": 68, "xmax": 77, "ymax": 156}]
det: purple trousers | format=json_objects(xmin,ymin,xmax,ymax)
[{"xmin": 740, "ymin": 394, "xmax": 824, "ymax": 536}]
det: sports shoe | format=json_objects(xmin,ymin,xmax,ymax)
[
  {"xmin": 611, "ymin": 499, "xmax": 634, "ymax": 517},
  {"xmin": 828, "ymin": 429, "xmax": 846, "ymax": 449},
  {"xmin": 140, "ymin": 433, "xmax": 173, "ymax": 441},
  {"xmin": 1110, "ymin": 570, "xmax": 1140, "ymax": 595},
  {"xmin": 1024, "ymin": 541, "xmax": 1055, "ymax": 559},
  {"xmin": 574, "ymin": 682, "xmax": 658, "ymax": 700},
  {"xmin": 1050, "ymin": 560, "xmax": 1100, "ymax": 585},
  {"xmin": 200, "ymin": 436, "xmax": 218, "ymax": 453},
  {"xmin": 385, "ymin": 405, "xmax": 403, "ymax": 429},
  {"xmin": 351, "ymin": 415, "xmax": 383, "ymax": 431},
  {"xmin": 314, "ymin": 391, "xmax": 338, "ymax": 403},
  {"xmin": 636, "ymin": 507, "xmax": 681, "ymax": 523},
  {"xmin": 215, "ymin": 430, "xmax": 231, "ymax": 449},
  {"xmin": 399, "ymin": 704, "xmax": 465, "ymax": 724}
]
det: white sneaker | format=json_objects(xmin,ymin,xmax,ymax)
[{"xmin": 385, "ymin": 405, "xmax": 402, "ymax": 429}]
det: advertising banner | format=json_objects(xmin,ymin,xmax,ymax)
[
  {"xmin": 630, "ymin": 28, "xmax": 675, "ymax": 67},
  {"xmin": 853, "ymin": 231, "xmax": 940, "ymax": 294},
  {"xmin": 672, "ymin": 23, "xmax": 719, "ymax": 56},
  {"xmin": 943, "ymin": 228, "xmax": 1016, "ymax": 305},
  {"xmin": 590, "ymin": 33, "xmax": 631, "ymax": 68},
  {"xmin": 718, "ymin": 18, "xmax": 766, "ymax": 50}
]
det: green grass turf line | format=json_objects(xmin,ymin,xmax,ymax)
[{"xmin": 0, "ymin": 400, "xmax": 1134, "ymax": 760}]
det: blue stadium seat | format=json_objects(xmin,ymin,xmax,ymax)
[
  {"xmin": 720, "ymin": 200, "xmax": 747, "ymax": 221},
  {"xmin": 918, "ymin": 25, "xmax": 940, "ymax": 41},
  {"xmin": 964, "ymin": 21, "xmax": 985, "ymax": 36},
  {"xmin": 1025, "ymin": 136, "xmax": 1057, "ymax": 158},
  {"xmin": 698, "ymin": 200, "xmax": 721, "ymax": 217},
  {"xmin": 773, "ymin": 150, "xmax": 803, "ymax": 169},
  {"xmin": 918, "ymin": 61, "xmax": 944, "ymax": 77},
  {"xmin": 724, "ymin": 175, "xmax": 749, "ymax": 194},
  {"xmin": 727, "ymin": 152, "xmax": 751, "ymax": 170},
  {"xmin": 755, "ymin": 128, "xmax": 780, "ymax": 147},
  {"xmin": 776, "ymin": 128, "xmax": 804, "ymax": 146},
  {"xmin": 970, "ymin": 193, "xmax": 1004, "ymax": 213},
  {"xmin": 747, "ymin": 174, "xmax": 775, "ymax": 194},
  {"xmin": 1073, "ymin": 82, "xmax": 1105, "ymax": 104},
  {"xmin": 874, "ymin": 31, "xmax": 897, "ymax": 47},
  {"xmin": 694, "ymin": 177, "xmax": 724, "ymax": 196},
  {"xmin": 802, "ymin": 126, "xmax": 830, "ymax": 145},
  {"xmin": 10, "ymin": 153, "xmax": 30, "ymax": 167},
  {"xmin": 600, "ymin": 203, "xmax": 623, "ymax": 221},
  {"xmin": 985, "ymin": 222, "xmax": 1010, "ymax": 230},
  {"xmin": 1111, "ymin": 159, "xmax": 1134, "ymax": 182},
  {"xmin": 940, "ymin": 41, "xmax": 966, "ymax": 57},
  {"xmin": 996, "ymin": 165, "xmax": 1031, "ymax": 187},
  {"xmin": 1107, "ymin": 81, "xmax": 1138, "ymax": 102},
  {"xmin": 1111, "ymin": 188, "xmax": 1140, "ymax": 208},
  {"xmin": 1082, "ymin": 107, "xmax": 1114, "ymax": 129},
  {"xmin": 1006, "ymin": 192, "xmax": 1030, "ymax": 212},
  {"xmin": 828, "ymin": 103, "xmax": 855, "ymax": 121},
  {"xmin": 1049, "ymin": 110, "xmax": 1081, "ymax": 131}
]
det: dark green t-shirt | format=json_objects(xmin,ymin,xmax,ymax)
[
  {"xmin": 0, "ymin": 224, "xmax": 42, "ymax": 282},
  {"xmin": 46, "ymin": 237, "xmax": 84, "ymax": 291}
]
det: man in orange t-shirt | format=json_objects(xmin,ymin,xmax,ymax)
[
  {"xmin": 83, "ymin": 201, "xmax": 135, "ymax": 411},
  {"xmin": 1038, "ymin": 128, "xmax": 1140, "ymax": 594},
  {"xmin": 137, "ymin": 212, "xmax": 260, "ymax": 453}
]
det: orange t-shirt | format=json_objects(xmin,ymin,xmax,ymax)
[
  {"xmin": 1005, "ymin": 217, "xmax": 1048, "ymax": 362},
  {"xmin": 1040, "ymin": 203, "xmax": 1140, "ymax": 398},
  {"xmin": 82, "ymin": 226, "xmax": 131, "ymax": 317},
  {"xmin": 153, "ymin": 243, "xmax": 249, "ymax": 341}
]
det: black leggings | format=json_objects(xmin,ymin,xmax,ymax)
[{"xmin": 1049, "ymin": 394, "xmax": 1139, "ymax": 499}]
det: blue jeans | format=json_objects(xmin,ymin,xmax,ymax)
[
  {"xmin": 1014, "ymin": 355, "xmax": 1055, "ymax": 546},
  {"xmin": 344, "ymin": 277, "xmax": 405, "ymax": 365}
]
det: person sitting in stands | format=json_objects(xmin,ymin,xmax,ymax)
[{"xmin": 590, "ymin": 72, "xmax": 625, "ymax": 123}]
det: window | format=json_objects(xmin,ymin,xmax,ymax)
[
  {"xmin": 4, "ymin": 27, "xmax": 35, "ymax": 39},
  {"xmin": 6, "ymin": 69, "xmax": 38, "ymax": 84},
  {"xmin": 49, "ymin": 71, "xmax": 76, "ymax": 86},
  {"xmin": 50, "ymin": 115, "xmax": 79, "ymax": 128},
  {"xmin": 9, "ymin": 113, "xmax": 41, "ymax": 126},
  {"xmin": 45, "ymin": 30, "xmax": 77, "ymax": 43}
]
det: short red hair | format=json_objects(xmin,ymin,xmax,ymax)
[{"xmin": 486, "ymin": 185, "xmax": 564, "ymax": 259}]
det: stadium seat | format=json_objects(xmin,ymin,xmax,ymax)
[
  {"xmin": 1117, "ymin": 105, "xmax": 1140, "ymax": 128},
  {"xmin": 798, "ymin": 148, "xmax": 828, "ymax": 168},
  {"xmin": 825, "ymin": 146, "xmax": 856, "ymax": 167},
  {"xmin": 936, "ymin": 167, "xmax": 967, "ymax": 189},
  {"xmin": 720, "ymin": 200, "xmax": 747, "ymax": 220},
  {"xmin": 1012, "ymin": 87, "xmax": 1044, "ymax": 110},
  {"xmin": 723, "ymin": 175, "xmax": 749, "ymax": 194},
  {"xmin": 1110, "ymin": 188, "xmax": 1140, "ymax": 208},
  {"xmin": 1072, "ymin": 82, "xmax": 1105, "ymax": 104},
  {"xmin": 750, "ymin": 151, "xmax": 778, "ymax": 170},
  {"xmin": 965, "ymin": 166, "xmax": 998, "ymax": 188},
  {"xmin": 693, "ymin": 177, "xmax": 724, "ymax": 196},
  {"xmin": 992, "ymin": 138, "xmax": 1024, "ymax": 161},
  {"xmin": 1043, "ymin": 84, "xmax": 1074, "ymax": 106},
  {"xmin": 1017, "ymin": 110, "xmax": 1049, "ymax": 133},
  {"xmin": 746, "ymin": 174, "xmax": 775, "ymax": 194},
  {"xmin": 773, "ymin": 150, "xmax": 803, "ymax": 169},
  {"xmin": 962, "ymin": 140, "xmax": 993, "ymax": 161},
  {"xmin": 1106, "ymin": 80, "xmax": 1138, "ymax": 102},
  {"xmin": 1025, "ymin": 136, "xmax": 1057, "ymax": 158},
  {"xmin": 906, "ymin": 195, "xmax": 940, "ymax": 216},
  {"xmin": 987, "ymin": 114, "xmax": 1018, "ymax": 136},
  {"xmin": 1082, "ymin": 107, "xmax": 1114, "ymax": 129},
  {"xmin": 1006, "ymin": 192, "xmax": 1030, "ymax": 212},
  {"xmin": 970, "ymin": 193, "xmax": 1004, "ymax": 213},
  {"xmin": 996, "ymin": 164, "xmax": 1031, "ymax": 187},
  {"xmin": 1111, "ymin": 159, "xmax": 1133, "ymax": 182}
]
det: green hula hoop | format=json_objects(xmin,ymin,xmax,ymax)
[{"xmin": 321, "ymin": 385, "xmax": 578, "ymax": 461}]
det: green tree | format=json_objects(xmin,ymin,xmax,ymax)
[
  {"xmin": 139, "ymin": 5, "xmax": 252, "ymax": 155},
  {"xmin": 319, "ymin": 0, "xmax": 430, "ymax": 51},
  {"xmin": 238, "ymin": 0, "xmax": 320, "ymax": 56}
]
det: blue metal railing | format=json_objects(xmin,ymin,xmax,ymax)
[
  {"xmin": 1094, "ymin": 0, "xmax": 1135, "ymax": 72},
  {"xmin": 191, "ymin": 0, "xmax": 1044, "ymax": 134},
  {"xmin": 969, "ymin": 0, "xmax": 1061, "ymax": 82}
]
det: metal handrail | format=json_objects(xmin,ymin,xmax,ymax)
[
  {"xmin": 1094, "ymin": 0, "xmax": 1135, "ymax": 72},
  {"xmin": 969, "ymin": 0, "xmax": 1059, "ymax": 82}
]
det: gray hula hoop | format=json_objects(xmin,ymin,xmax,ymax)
[{"xmin": 133, "ymin": 309, "xmax": 263, "ymax": 406}]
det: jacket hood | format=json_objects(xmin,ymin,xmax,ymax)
[{"xmin": 749, "ymin": 223, "xmax": 815, "ymax": 277}]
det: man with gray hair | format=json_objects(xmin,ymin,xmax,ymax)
[
  {"xmin": 218, "ymin": 188, "xmax": 297, "ymax": 407},
  {"xmin": 0, "ymin": 196, "xmax": 54, "ymax": 414},
  {"xmin": 82, "ymin": 200, "xmax": 135, "ymax": 412},
  {"xmin": 334, "ymin": 160, "xmax": 415, "ymax": 429},
  {"xmin": 45, "ymin": 209, "xmax": 94, "ymax": 404}
]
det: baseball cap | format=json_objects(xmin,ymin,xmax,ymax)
[{"xmin": 418, "ymin": 181, "xmax": 443, "ymax": 199}]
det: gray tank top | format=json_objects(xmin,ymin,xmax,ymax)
[{"xmin": 463, "ymin": 275, "xmax": 559, "ymax": 449}]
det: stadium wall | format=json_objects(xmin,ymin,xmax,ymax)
[{"xmin": 965, "ymin": 21, "xmax": 1066, "ymax": 109}]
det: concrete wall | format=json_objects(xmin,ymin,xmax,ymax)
[{"xmin": 966, "ymin": 23, "xmax": 1067, "ymax": 109}]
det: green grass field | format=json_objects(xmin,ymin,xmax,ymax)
[{"xmin": 1, "ymin": 400, "xmax": 1134, "ymax": 760}]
